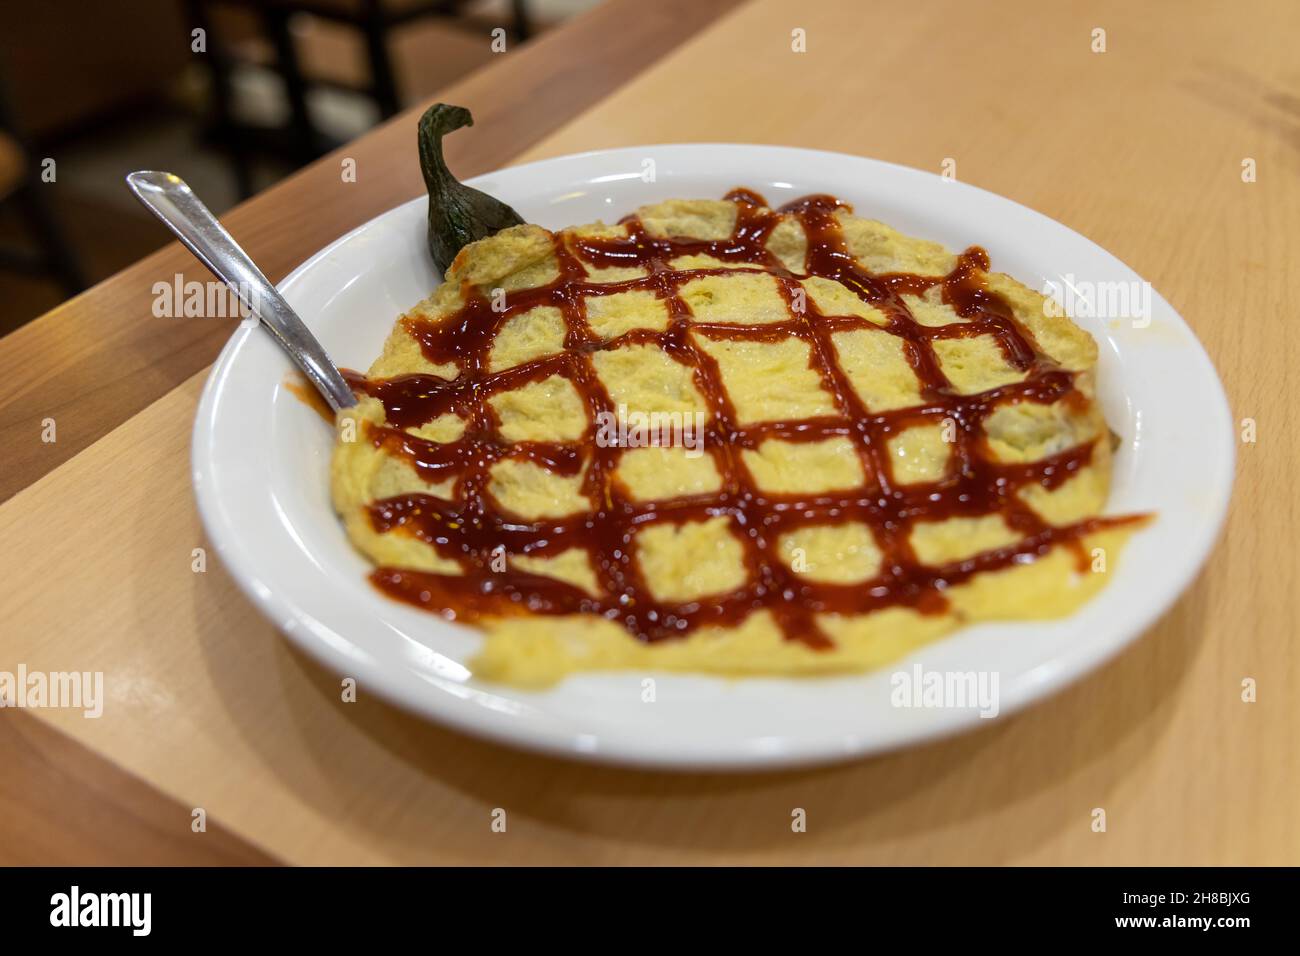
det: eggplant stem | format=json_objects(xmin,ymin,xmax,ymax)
[{"xmin": 418, "ymin": 103, "xmax": 525, "ymax": 273}]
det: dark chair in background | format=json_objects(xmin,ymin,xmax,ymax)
[
  {"xmin": 188, "ymin": 0, "xmax": 533, "ymax": 196},
  {"xmin": 0, "ymin": 0, "xmax": 190, "ymax": 315},
  {"xmin": 0, "ymin": 77, "xmax": 86, "ymax": 297},
  {"xmin": 0, "ymin": 0, "xmax": 549, "ymax": 332}
]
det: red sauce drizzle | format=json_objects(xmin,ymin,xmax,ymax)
[{"xmin": 344, "ymin": 190, "xmax": 1145, "ymax": 647}]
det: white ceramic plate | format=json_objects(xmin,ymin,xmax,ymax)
[{"xmin": 193, "ymin": 144, "xmax": 1233, "ymax": 769}]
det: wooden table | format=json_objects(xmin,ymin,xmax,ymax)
[{"xmin": 1, "ymin": 0, "xmax": 1295, "ymax": 865}]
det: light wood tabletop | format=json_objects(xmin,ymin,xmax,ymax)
[{"xmin": 1, "ymin": 0, "xmax": 1296, "ymax": 865}]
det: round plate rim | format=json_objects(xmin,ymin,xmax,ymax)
[{"xmin": 191, "ymin": 143, "xmax": 1235, "ymax": 770}]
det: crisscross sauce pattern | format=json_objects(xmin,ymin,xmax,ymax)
[{"xmin": 348, "ymin": 189, "xmax": 1140, "ymax": 649}]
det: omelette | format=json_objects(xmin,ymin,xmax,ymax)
[{"xmin": 330, "ymin": 177, "xmax": 1140, "ymax": 685}]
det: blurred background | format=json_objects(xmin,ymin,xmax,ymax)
[{"xmin": 0, "ymin": 0, "xmax": 600, "ymax": 336}]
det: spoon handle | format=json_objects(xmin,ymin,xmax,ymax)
[{"xmin": 126, "ymin": 170, "xmax": 356, "ymax": 413}]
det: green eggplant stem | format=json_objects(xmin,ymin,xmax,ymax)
[{"xmin": 418, "ymin": 103, "xmax": 525, "ymax": 273}]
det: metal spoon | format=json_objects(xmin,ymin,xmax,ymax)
[{"xmin": 125, "ymin": 170, "xmax": 356, "ymax": 412}]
